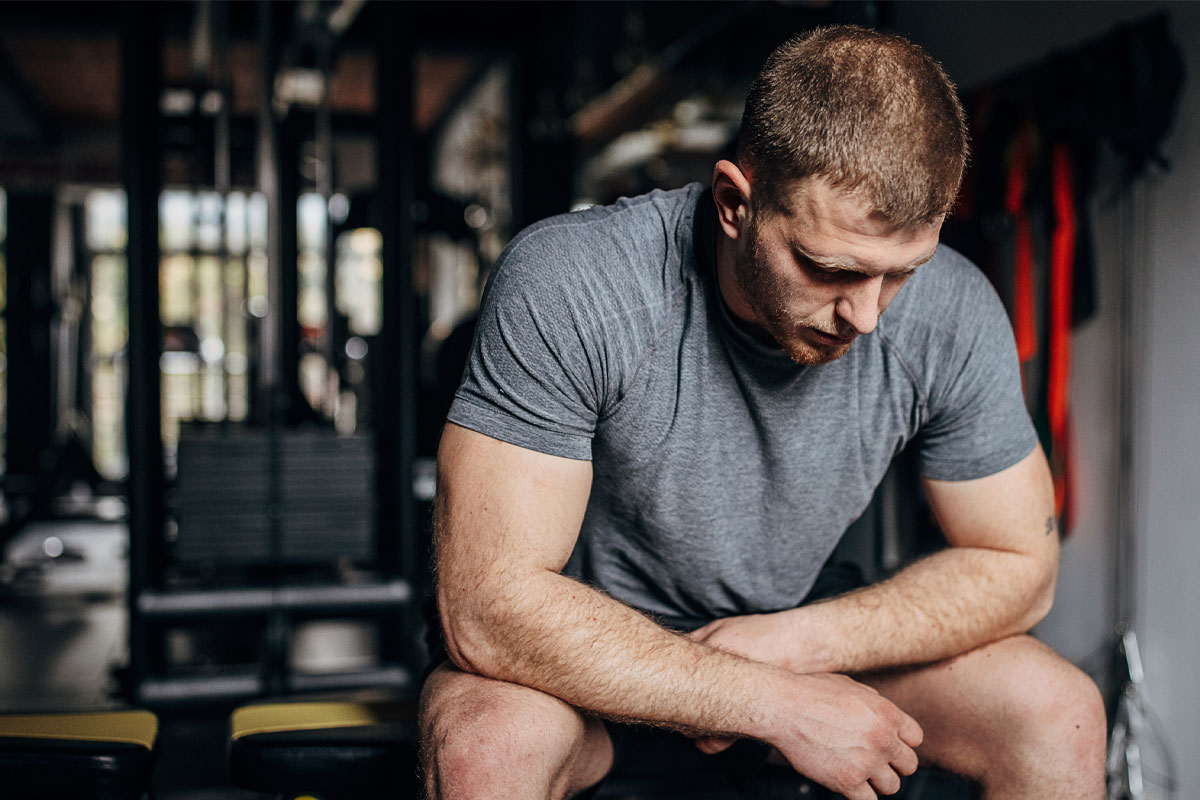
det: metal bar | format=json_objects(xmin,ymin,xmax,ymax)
[
  {"xmin": 121, "ymin": 2, "xmax": 165, "ymax": 696},
  {"xmin": 137, "ymin": 579, "xmax": 412, "ymax": 619},
  {"xmin": 288, "ymin": 666, "xmax": 411, "ymax": 693},
  {"xmin": 256, "ymin": 0, "xmax": 290, "ymax": 697},
  {"xmin": 374, "ymin": 3, "xmax": 407, "ymax": 578},
  {"xmin": 137, "ymin": 672, "xmax": 265, "ymax": 706},
  {"xmin": 254, "ymin": 0, "xmax": 280, "ymax": 424},
  {"xmin": 566, "ymin": 4, "xmax": 747, "ymax": 150},
  {"xmin": 374, "ymin": 2, "xmax": 419, "ymax": 670},
  {"xmin": 317, "ymin": 25, "xmax": 340, "ymax": 417},
  {"xmin": 277, "ymin": 114, "xmax": 302, "ymax": 421},
  {"xmin": 136, "ymin": 665, "xmax": 411, "ymax": 706},
  {"xmin": 2, "ymin": 192, "xmax": 55, "ymax": 482}
]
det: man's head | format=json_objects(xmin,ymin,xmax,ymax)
[
  {"xmin": 737, "ymin": 25, "xmax": 968, "ymax": 226},
  {"xmin": 713, "ymin": 26, "xmax": 964, "ymax": 365}
]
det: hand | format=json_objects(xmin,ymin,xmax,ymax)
[
  {"xmin": 691, "ymin": 614, "xmax": 830, "ymax": 676},
  {"xmin": 762, "ymin": 671, "xmax": 923, "ymax": 800},
  {"xmin": 689, "ymin": 612, "xmax": 829, "ymax": 756}
]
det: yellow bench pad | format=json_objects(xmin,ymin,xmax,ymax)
[
  {"xmin": 231, "ymin": 700, "xmax": 414, "ymax": 740},
  {"xmin": 0, "ymin": 711, "xmax": 157, "ymax": 750}
]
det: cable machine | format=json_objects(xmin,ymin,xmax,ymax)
[{"xmin": 122, "ymin": 0, "xmax": 421, "ymax": 707}]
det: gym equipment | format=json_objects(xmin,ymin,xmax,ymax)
[
  {"xmin": 0, "ymin": 710, "xmax": 158, "ymax": 800},
  {"xmin": 174, "ymin": 425, "xmax": 375, "ymax": 565},
  {"xmin": 228, "ymin": 697, "xmax": 417, "ymax": 799}
]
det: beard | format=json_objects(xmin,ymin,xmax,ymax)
[{"xmin": 732, "ymin": 221, "xmax": 852, "ymax": 365}]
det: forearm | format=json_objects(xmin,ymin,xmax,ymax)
[
  {"xmin": 440, "ymin": 568, "xmax": 786, "ymax": 739},
  {"xmin": 767, "ymin": 545, "xmax": 1056, "ymax": 674}
]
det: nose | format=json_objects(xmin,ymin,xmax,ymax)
[{"xmin": 835, "ymin": 275, "xmax": 885, "ymax": 335}]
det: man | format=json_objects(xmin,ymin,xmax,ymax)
[{"xmin": 420, "ymin": 26, "xmax": 1106, "ymax": 800}]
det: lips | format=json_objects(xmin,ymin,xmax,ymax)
[{"xmin": 808, "ymin": 328, "xmax": 856, "ymax": 346}]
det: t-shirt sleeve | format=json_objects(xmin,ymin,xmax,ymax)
[
  {"xmin": 447, "ymin": 228, "xmax": 604, "ymax": 461},
  {"xmin": 916, "ymin": 267, "xmax": 1039, "ymax": 481}
]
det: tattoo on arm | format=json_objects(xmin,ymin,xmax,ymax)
[{"xmin": 1045, "ymin": 516, "xmax": 1057, "ymax": 537}]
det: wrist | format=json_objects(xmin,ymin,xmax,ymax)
[
  {"xmin": 737, "ymin": 664, "xmax": 796, "ymax": 743},
  {"xmin": 772, "ymin": 606, "xmax": 839, "ymax": 674}
]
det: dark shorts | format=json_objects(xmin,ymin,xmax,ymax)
[{"xmin": 422, "ymin": 560, "xmax": 866, "ymax": 799}]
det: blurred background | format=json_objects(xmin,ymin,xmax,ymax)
[{"xmin": 0, "ymin": 1, "xmax": 1195, "ymax": 798}]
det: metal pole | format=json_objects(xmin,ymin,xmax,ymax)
[
  {"xmin": 121, "ymin": 1, "xmax": 165, "ymax": 699},
  {"xmin": 316, "ymin": 25, "xmax": 341, "ymax": 419},
  {"xmin": 2, "ymin": 192, "xmax": 55, "ymax": 485},
  {"xmin": 375, "ymin": 1, "xmax": 419, "ymax": 671},
  {"xmin": 256, "ymin": 0, "xmax": 281, "ymax": 424},
  {"xmin": 256, "ymin": 0, "xmax": 291, "ymax": 696}
]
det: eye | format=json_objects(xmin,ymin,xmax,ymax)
[{"xmin": 800, "ymin": 256, "xmax": 839, "ymax": 280}]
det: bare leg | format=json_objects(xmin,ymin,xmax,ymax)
[
  {"xmin": 862, "ymin": 635, "xmax": 1106, "ymax": 800},
  {"xmin": 419, "ymin": 662, "xmax": 615, "ymax": 800}
]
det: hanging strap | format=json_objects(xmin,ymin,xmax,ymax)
[
  {"xmin": 1048, "ymin": 145, "xmax": 1077, "ymax": 528},
  {"xmin": 1005, "ymin": 126, "xmax": 1038, "ymax": 377}
]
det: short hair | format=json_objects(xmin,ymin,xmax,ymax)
[{"xmin": 737, "ymin": 25, "xmax": 968, "ymax": 226}]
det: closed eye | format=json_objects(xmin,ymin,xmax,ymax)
[{"xmin": 799, "ymin": 255, "xmax": 846, "ymax": 280}]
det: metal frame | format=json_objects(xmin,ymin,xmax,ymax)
[
  {"xmin": 121, "ymin": 0, "xmax": 423, "ymax": 706},
  {"xmin": 122, "ymin": 1, "xmax": 167, "ymax": 691}
]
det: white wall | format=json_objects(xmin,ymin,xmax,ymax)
[{"xmin": 893, "ymin": 2, "xmax": 1200, "ymax": 794}]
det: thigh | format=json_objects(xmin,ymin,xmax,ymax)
[
  {"xmin": 419, "ymin": 662, "xmax": 615, "ymax": 799},
  {"xmin": 858, "ymin": 635, "xmax": 1102, "ymax": 781}
]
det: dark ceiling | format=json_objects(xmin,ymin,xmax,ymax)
[{"xmin": 0, "ymin": 0, "xmax": 871, "ymax": 190}]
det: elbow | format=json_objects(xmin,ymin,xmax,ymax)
[
  {"xmin": 437, "ymin": 595, "xmax": 487, "ymax": 676},
  {"xmin": 1024, "ymin": 581, "xmax": 1055, "ymax": 629},
  {"xmin": 436, "ymin": 584, "xmax": 508, "ymax": 678},
  {"xmin": 1019, "ymin": 555, "xmax": 1058, "ymax": 631}
]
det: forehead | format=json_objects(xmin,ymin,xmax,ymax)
[{"xmin": 764, "ymin": 178, "xmax": 942, "ymax": 272}]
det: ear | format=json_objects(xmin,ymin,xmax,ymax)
[{"xmin": 712, "ymin": 160, "xmax": 753, "ymax": 240}]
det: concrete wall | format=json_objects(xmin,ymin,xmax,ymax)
[{"xmin": 892, "ymin": 2, "xmax": 1200, "ymax": 794}]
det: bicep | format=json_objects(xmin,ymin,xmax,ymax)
[
  {"xmin": 435, "ymin": 422, "xmax": 592, "ymax": 595},
  {"xmin": 921, "ymin": 444, "xmax": 1057, "ymax": 564}
]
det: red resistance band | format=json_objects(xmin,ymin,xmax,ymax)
[
  {"xmin": 1048, "ymin": 145, "xmax": 1076, "ymax": 529},
  {"xmin": 1005, "ymin": 128, "xmax": 1038, "ymax": 374}
]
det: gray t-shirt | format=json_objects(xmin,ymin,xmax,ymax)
[{"xmin": 449, "ymin": 183, "xmax": 1037, "ymax": 628}]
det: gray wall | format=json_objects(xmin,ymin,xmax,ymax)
[{"xmin": 893, "ymin": 2, "xmax": 1200, "ymax": 793}]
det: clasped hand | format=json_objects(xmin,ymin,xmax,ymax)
[{"xmin": 685, "ymin": 613, "xmax": 923, "ymax": 800}]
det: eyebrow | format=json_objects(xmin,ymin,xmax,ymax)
[{"xmin": 796, "ymin": 245, "xmax": 936, "ymax": 275}]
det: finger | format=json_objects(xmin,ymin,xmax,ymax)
[
  {"xmin": 897, "ymin": 711, "xmax": 924, "ymax": 748},
  {"xmin": 869, "ymin": 768, "xmax": 902, "ymax": 796},
  {"xmin": 890, "ymin": 743, "xmax": 919, "ymax": 776},
  {"xmin": 843, "ymin": 783, "xmax": 878, "ymax": 800},
  {"xmin": 694, "ymin": 736, "xmax": 735, "ymax": 754}
]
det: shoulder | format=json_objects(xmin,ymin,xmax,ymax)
[
  {"xmin": 482, "ymin": 184, "xmax": 704, "ymax": 346},
  {"xmin": 494, "ymin": 184, "xmax": 704, "ymax": 288}
]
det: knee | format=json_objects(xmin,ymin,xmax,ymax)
[
  {"xmin": 989, "ymin": 644, "xmax": 1107, "ymax": 778},
  {"xmin": 419, "ymin": 681, "xmax": 581, "ymax": 800},
  {"xmin": 422, "ymin": 697, "xmax": 510, "ymax": 799},
  {"xmin": 1020, "ymin": 656, "xmax": 1106, "ymax": 755}
]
